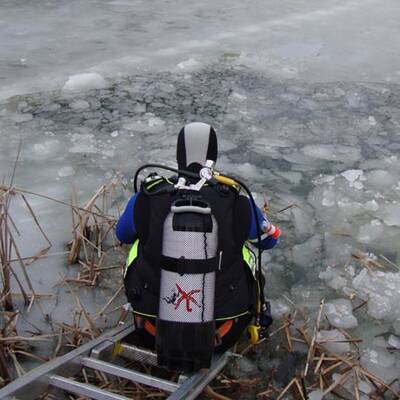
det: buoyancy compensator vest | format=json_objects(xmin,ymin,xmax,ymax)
[
  {"xmin": 157, "ymin": 195, "xmax": 219, "ymax": 371},
  {"xmin": 128, "ymin": 161, "xmax": 273, "ymax": 370}
]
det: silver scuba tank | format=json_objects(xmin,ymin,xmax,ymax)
[{"xmin": 156, "ymin": 196, "xmax": 218, "ymax": 372}]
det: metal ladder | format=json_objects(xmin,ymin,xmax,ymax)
[{"xmin": 0, "ymin": 322, "xmax": 233, "ymax": 400}]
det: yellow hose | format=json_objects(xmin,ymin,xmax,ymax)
[{"xmin": 214, "ymin": 174, "xmax": 238, "ymax": 188}]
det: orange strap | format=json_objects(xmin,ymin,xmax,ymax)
[
  {"xmin": 144, "ymin": 320, "xmax": 156, "ymax": 336},
  {"xmin": 134, "ymin": 315, "xmax": 156, "ymax": 336},
  {"xmin": 217, "ymin": 319, "xmax": 233, "ymax": 338},
  {"xmin": 136, "ymin": 316, "xmax": 233, "ymax": 339}
]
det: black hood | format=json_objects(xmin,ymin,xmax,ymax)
[{"xmin": 176, "ymin": 122, "xmax": 218, "ymax": 173}]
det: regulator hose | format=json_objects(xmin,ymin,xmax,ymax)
[{"xmin": 133, "ymin": 163, "xmax": 198, "ymax": 193}]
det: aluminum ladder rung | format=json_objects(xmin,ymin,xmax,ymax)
[
  {"xmin": 81, "ymin": 357, "xmax": 179, "ymax": 392},
  {"xmin": 49, "ymin": 375, "xmax": 130, "ymax": 400},
  {"xmin": 166, "ymin": 352, "xmax": 231, "ymax": 400},
  {"xmin": 0, "ymin": 322, "xmax": 135, "ymax": 400},
  {"xmin": 117, "ymin": 342, "xmax": 158, "ymax": 365}
]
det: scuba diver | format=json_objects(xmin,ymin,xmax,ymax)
[{"xmin": 116, "ymin": 122, "xmax": 280, "ymax": 372}]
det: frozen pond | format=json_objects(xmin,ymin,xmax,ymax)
[{"xmin": 1, "ymin": 0, "xmax": 400, "ymax": 392}]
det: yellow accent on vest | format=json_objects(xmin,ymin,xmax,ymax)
[
  {"xmin": 146, "ymin": 178, "xmax": 163, "ymax": 190},
  {"xmin": 126, "ymin": 239, "xmax": 139, "ymax": 268},
  {"xmin": 242, "ymin": 244, "xmax": 257, "ymax": 277}
]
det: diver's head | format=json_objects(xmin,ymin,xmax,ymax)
[{"xmin": 176, "ymin": 122, "xmax": 218, "ymax": 173}]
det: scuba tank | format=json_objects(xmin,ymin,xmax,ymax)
[{"xmin": 156, "ymin": 195, "xmax": 219, "ymax": 372}]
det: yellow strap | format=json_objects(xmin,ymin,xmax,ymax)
[{"xmin": 126, "ymin": 239, "xmax": 139, "ymax": 269}]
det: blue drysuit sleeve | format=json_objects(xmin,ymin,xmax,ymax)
[
  {"xmin": 248, "ymin": 200, "xmax": 278, "ymax": 250},
  {"xmin": 116, "ymin": 193, "xmax": 139, "ymax": 244}
]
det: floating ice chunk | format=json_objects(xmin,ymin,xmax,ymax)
[
  {"xmin": 102, "ymin": 149, "xmax": 115, "ymax": 157},
  {"xmin": 58, "ymin": 166, "xmax": 75, "ymax": 177},
  {"xmin": 69, "ymin": 133, "xmax": 97, "ymax": 153},
  {"xmin": 366, "ymin": 169, "xmax": 399, "ymax": 189},
  {"xmin": 63, "ymin": 73, "xmax": 108, "ymax": 92},
  {"xmin": 229, "ymin": 356, "xmax": 258, "ymax": 378},
  {"xmin": 325, "ymin": 299, "xmax": 358, "ymax": 329},
  {"xmin": 218, "ymin": 138, "xmax": 237, "ymax": 152},
  {"xmin": 10, "ymin": 112, "xmax": 33, "ymax": 123},
  {"xmin": 254, "ymin": 137, "xmax": 293, "ymax": 149},
  {"xmin": 352, "ymin": 269, "xmax": 400, "ymax": 320},
  {"xmin": 360, "ymin": 348, "xmax": 397, "ymax": 382},
  {"xmin": 292, "ymin": 207, "xmax": 315, "ymax": 236},
  {"xmin": 275, "ymin": 171, "xmax": 303, "ymax": 185},
  {"xmin": 17, "ymin": 101, "xmax": 28, "ymax": 111},
  {"xmin": 110, "ymin": 130, "xmax": 119, "ymax": 137},
  {"xmin": 337, "ymin": 198, "xmax": 364, "ymax": 216},
  {"xmin": 364, "ymin": 200, "xmax": 379, "ymax": 211},
  {"xmin": 357, "ymin": 219, "xmax": 384, "ymax": 243},
  {"xmin": 290, "ymin": 285, "xmax": 325, "ymax": 311},
  {"xmin": 270, "ymin": 299, "xmax": 291, "ymax": 319},
  {"xmin": 378, "ymin": 203, "xmax": 400, "ymax": 227},
  {"xmin": 321, "ymin": 187, "xmax": 335, "ymax": 207},
  {"xmin": 319, "ymin": 267, "xmax": 348, "ymax": 291},
  {"xmin": 332, "ymin": 373, "xmax": 353, "ymax": 392},
  {"xmin": 176, "ymin": 58, "xmax": 201, "ymax": 70},
  {"xmin": 302, "ymin": 144, "xmax": 361, "ymax": 162},
  {"xmin": 373, "ymin": 336, "xmax": 387, "ymax": 348},
  {"xmin": 393, "ymin": 319, "xmax": 400, "ymax": 335},
  {"xmin": 341, "ymin": 169, "xmax": 363, "ymax": 183},
  {"xmin": 353, "ymin": 181, "xmax": 364, "ymax": 190},
  {"xmin": 341, "ymin": 169, "xmax": 364, "ymax": 189},
  {"xmin": 308, "ymin": 390, "xmax": 323, "ymax": 400},
  {"xmin": 69, "ymin": 99, "xmax": 90, "ymax": 110},
  {"xmin": 345, "ymin": 91, "xmax": 362, "ymax": 107},
  {"xmin": 317, "ymin": 329, "xmax": 351, "ymax": 354},
  {"xmin": 133, "ymin": 103, "xmax": 146, "ymax": 113},
  {"xmin": 388, "ymin": 335, "xmax": 400, "ymax": 349},
  {"xmin": 312, "ymin": 174, "xmax": 336, "ymax": 185},
  {"xmin": 230, "ymin": 92, "xmax": 247, "ymax": 101},
  {"xmin": 358, "ymin": 380, "xmax": 373, "ymax": 395},
  {"xmin": 368, "ymin": 116, "xmax": 377, "ymax": 126},
  {"xmin": 331, "ymin": 373, "xmax": 372, "ymax": 396},
  {"xmin": 33, "ymin": 140, "xmax": 61, "ymax": 155},
  {"xmin": 292, "ymin": 234, "xmax": 322, "ymax": 268},
  {"xmin": 236, "ymin": 162, "xmax": 258, "ymax": 179},
  {"xmin": 148, "ymin": 117, "xmax": 165, "ymax": 127}
]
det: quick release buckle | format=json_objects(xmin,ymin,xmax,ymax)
[{"xmin": 144, "ymin": 173, "xmax": 162, "ymax": 184}]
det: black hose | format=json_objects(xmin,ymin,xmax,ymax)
[
  {"xmin": 134, "ymin": 163, "xmax": 198, "ymax": 193},
  {"xmin": 227, "ymin": 176, "xmax": 266, "ymax": 315}
]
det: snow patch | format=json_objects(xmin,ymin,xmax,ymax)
[
  {"xmin": 368, "ymin": 116, "xmax": 377, "ymax": 126},
  {"xmin": 176, "ymin": 58, "xmax": 201, "ymax": 70},
  {"xmin": 63, "ymin": 73, "xmax": 108, "ymax": 92}
]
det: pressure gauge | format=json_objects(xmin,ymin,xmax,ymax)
[
  {"xmin": 199, "ymin": 160, "xmax": 215, "ymax": 181},
  {"xmin": 199, "ymin": 167, "xmax": 213, "ymax": 181}
]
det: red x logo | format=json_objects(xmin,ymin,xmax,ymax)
[{"xmin": 175, "ymin": 284, "xmax": 201, "ymax": 312}]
